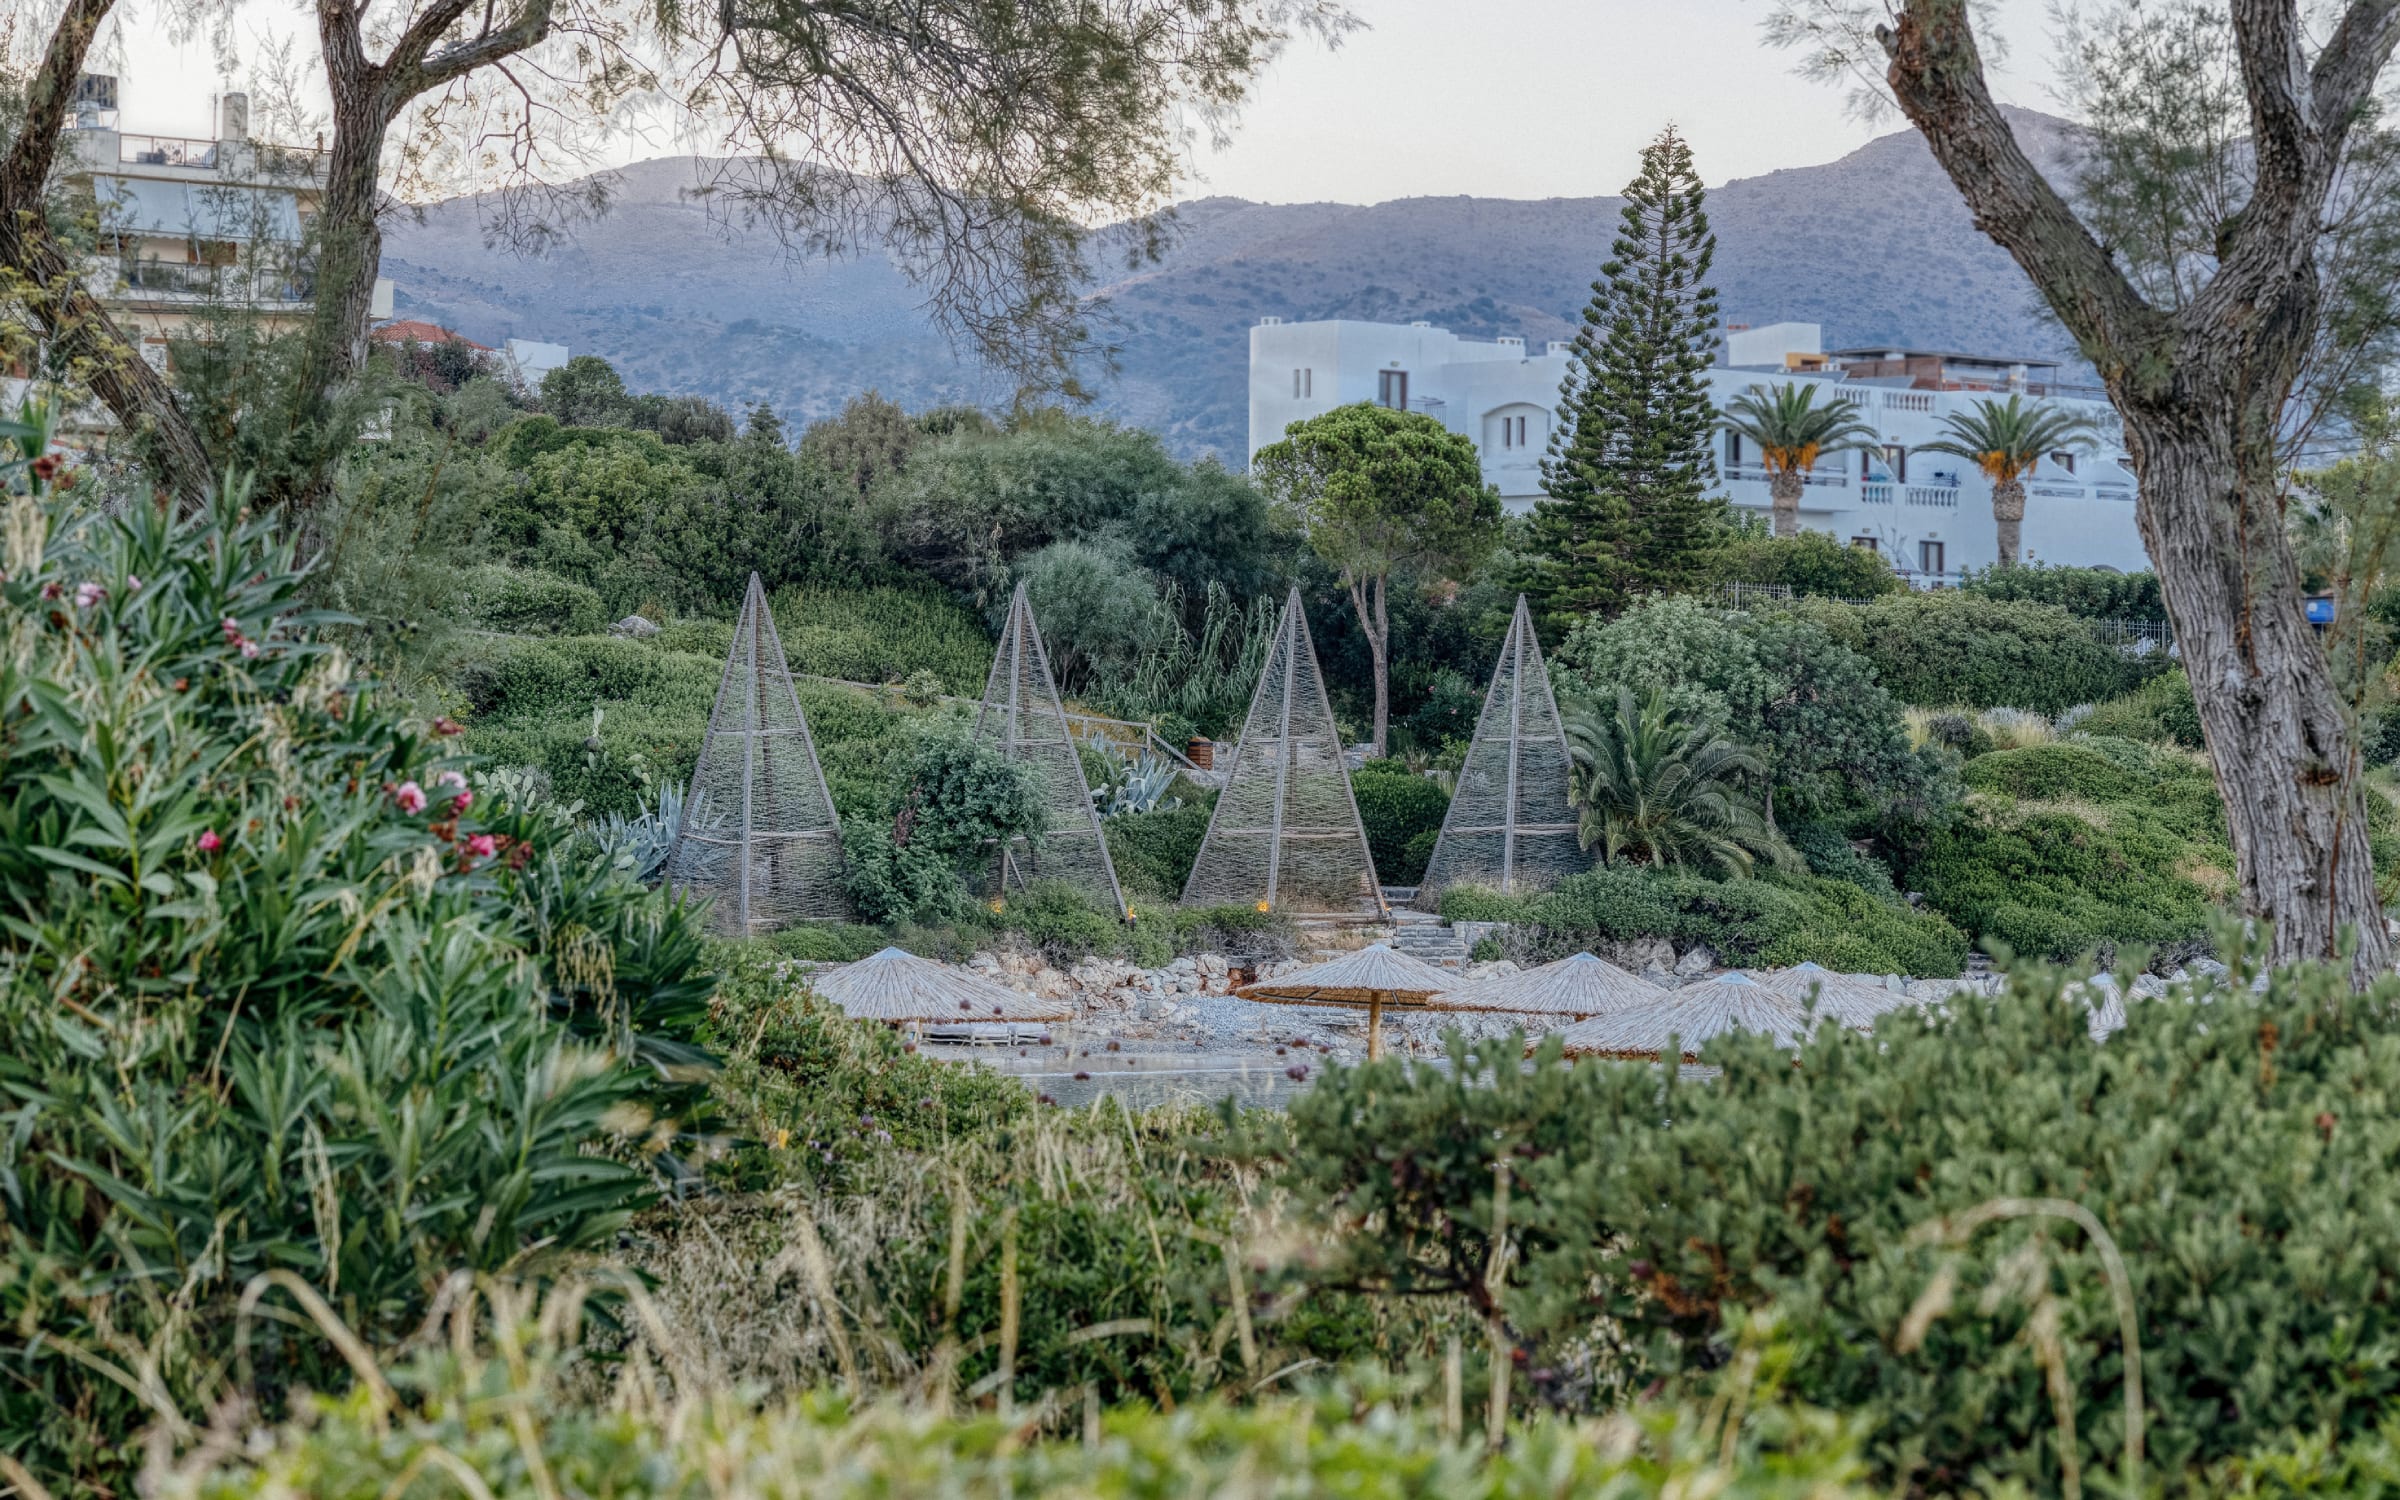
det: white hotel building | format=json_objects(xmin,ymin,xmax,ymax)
[{"xmin": 1247, "ymin": 318, "xmax": 2150, "ymax": 583}]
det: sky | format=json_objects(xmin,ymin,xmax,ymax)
[{"xmin": 105, "ymin": 0, "xmax": 2072, "ymax": 205}]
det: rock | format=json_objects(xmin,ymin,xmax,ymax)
[
  {"xmin": 2188, "ymin": 956, "xmax": 2230, "ymax": 980},
  {"xmin": 1196, "ymin": 953, "xmax": 1230, "ymax": 977},
  {"xmin": 1673, "ymin": 945, "xmax": 1716, "ymax": 978},
  {"xmin": 967, "ymin": 951, "xmax": 1000, "ymax": 972},
  {"xmin": 2130, "ymin": 973, "xmax": 2168, "ymax": 1000},
  {"xmin": 1615, "ymin": 936, "xmax": 1675, "ymax": 973},
  {"xmin": 1462, "ymin": 959, "xmax": 1520, "ymax": 981},
  {"xmin": 1641, "ymin": 962, "xmax": 1675, "ymax": 987},
  {"xmin": 608, "ymin": 614, "xmax": 660, "ymax": 638}
]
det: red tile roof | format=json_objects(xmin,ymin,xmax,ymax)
[{"xmin": 371, "ymin": 319, "xmax": 490, "ymax": 350}]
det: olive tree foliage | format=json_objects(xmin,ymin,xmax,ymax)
[
  {"xmin": 1756, "ymin": 0, "xmax": 2400, "ymax": 984},
  {"xmin": 0, "ymin": 0, "xmax": 1352, "ymax": 510}
]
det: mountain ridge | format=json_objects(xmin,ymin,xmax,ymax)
[{"xmin": 381, "ymin": 108, "xmax": 2083, "ymax": 458}]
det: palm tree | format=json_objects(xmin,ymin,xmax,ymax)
[
  {"xmin": 1560, "ymin": 686, "xmax": 1796, "ymax": 878},
  {"xmin": 1718, "ymin": 382, "xmax": 1880, "ymax": 539},
  {"xmin": 1912, "ymin": 394, "xmax": 2102, "ymax": 565}
]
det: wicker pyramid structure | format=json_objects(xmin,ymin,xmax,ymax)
[
  {"xmin": 972, "ymin": 582, "xmax": 1128, "ymax": 915},
  {"xmin": 1415, "ymin": 595, "xmax": 1585, "ymax": 908},
  {"xmin": 661, "ymin": 573, "xmax": 851, "ymax": 934},
  {"xmin": 1182, "ymin": 588, "xmax": 1386, "ymax": 917}
]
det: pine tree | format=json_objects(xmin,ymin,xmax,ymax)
[{"xmin": 1529, "ymin": 126, "xmax": 1726, "ymax": 626}]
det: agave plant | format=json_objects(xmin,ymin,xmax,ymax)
[
  {"xmin": 1560, "ymin": 686, "xmax": 1797, "ymax": 878},
  {"xmin": 1718, "ymin": 382, "xmax": 1880, "ymax": 538},
  {"xmin": 1097, "ymin": 752, "xmax": 1184, "ymax": 818},
  {"xmin": 1912, "ymin": 395, "xmax": 2102, "ymax": 564},
  {"xmin": 587, "ymin": 782, "xmax": 687, "ymax": 884}
]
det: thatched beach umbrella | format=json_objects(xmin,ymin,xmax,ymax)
[
  {"xmin": 1437, "ymin": 951, "xmax": 1663, "ymax": 1026},
  {"xmin": 1758, "ymin": 962, "xmax": 1907, "ymax": 1027},
  {"xmin": 1555, "ymin": 971, "xmax": 1836, "ymax": 1062},
  {"xmin": 1234, "ymin": 942, "xmax": 1458, "ymax": 1060},
  {"xmin": 807, "ymin": 946, "xmax": 1075, "ymax": 1030}
]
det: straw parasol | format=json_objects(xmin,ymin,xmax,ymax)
[
  {"xmin": 806, "ymin": 946, "xmax": 1076, "ymax": 1028},
  {"xmin": 1437, "ymin": 951, "xmax": 1663, "ymax": 1024},
  {"xmin": 1234, "ymin": 942, "xmax": 1458, "ymax": 1060},
  {"xmin": 1757, "ymin": 962, "xmax": 1909, "ymax": 1027},
  {"xmin": 1555, "ymin": 971, "xmax": 1843, "ymax": 1061}
]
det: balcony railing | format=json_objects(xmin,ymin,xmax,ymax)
[
  {"xmin": 115, "ymin": 257, "xmax": 317, "ymax": 304},
  {"xmin": 119, "ymin": 134, "xmax": 219, "ymax": 169},
  {"xmin": 1726, "ymin": 463, "xmax": 1849, "ymax": 488},
  {"xmin": 1903, "ymin": 486, "xmax": 1961, "ymax": 508},
  {"xmin": 1860, "ymin": 481, "xmax": 1895, "ymax": 504}
]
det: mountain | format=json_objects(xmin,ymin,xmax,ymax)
[{"xmin": 380, "ymin": 109, "xmax": 2084, "ymax": 460}]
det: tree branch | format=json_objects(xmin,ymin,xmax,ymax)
[
  {"xmin": 2313, "ymin": 0, "xmax": 2400, "ymax": 133},
  {"xmin": 0, "ymin": 0, "xmax": 114, "ymax": 206},
  {"xmin": 402, "ymin": 0, "xmax": 558, "ymax": 100},
  {"xmin": 1877, "ymin": 0, "xmax": 2160, "ymax": 373}
]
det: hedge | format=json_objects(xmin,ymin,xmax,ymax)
[
  {"xmin": 1352, "ymin": 759, "xmax": 1452, "ymax": 886},
  {"xmin": 1797, "ymin": 592, "xmax": 2151, "ymax": 713}
]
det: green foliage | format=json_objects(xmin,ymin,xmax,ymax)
[
  {"xmin": 1403, "ymin": 665, "xmax": 1483, "ymax": 750},
  {"xmin": 1352, "ymin": 759, "xmax": 1452, "ymax": 885},
  {"xmin": 1530, "ymin": 124, "xmax": 1727, "ymax": 619},
  {"xmin": 1899, "ymin": 741, "xmax": 2230, "ymax": 962},
  {"xmin": 1960, "ymin": 562, "xmax": 2168, "ymax": 619},
  {"xmin": 1796, "ymin": 591, "xmax": 2150, "ymax": 713},
  {"xmin": 160, "ymin": 1300, "xmax": 1879, "ymax": 1498},
  {"xmin": 1717, "ymin": 527, "xmax": 1903, "ymax": 598},
  {"xmin": 869, "ymin": 416, "xmax": 1281, "ymax": 614},
  {"xmin": 1277, "ymin": 955, "xmax": 2400, "ymax": 1488},
  {"xmin": 1012, "ymin": 537, "xmax": 1177, "ymax": 695},
  {"xmin": 1441, "ymin": 867, "xmax": 1966, "ymax": 976},
  {"xmin": 539, "ymin": 352, "xmax": 633, "ymax": 426},
  {"xmin": 460, "ymin": 562, "xmax": 608, "ymax": 635},
  {"xmin": 0, "ymin": 445, "xmax": 694, "ymax": 1487},
  {"xmin": 769, "ymin": 581, "xmax": 994, "ymax": 695},
  {"xmin": 1104, "ymin": 799, "xmax": 1217, "ymax": 902},
  {"xmin": 1562, "ymin": 686, "xmax": 1794, "ymax": 878},
  {"xmin": 1554, "ymin": 595, "xmax": 1948, "ymax": 833},
  {"xmin": 2078, "ymin": 665, "xmax": 2205, "ymax": 747},
  {"xmin": 840, "ymin": 727, "xmax": 1048, "ymax": 925}
]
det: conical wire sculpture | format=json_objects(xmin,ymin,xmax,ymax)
[
  {"xmin": 972, "ymin": 582, "xmax": 1129, "ymax": 916},
  {"xmin": 1182, "ymin": 587, "xmax": 1386, "ymax": 917},
  {"xmin": 1415, "ymin": 594, "xmax": 1586, "ymax": 909},
  {"xmin": 662, "ymin": 573, "xmax": 852, "ymax": 934}
]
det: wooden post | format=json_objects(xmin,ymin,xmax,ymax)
[{"xmin": 1367, "ymin": 993, "xmax": 1384, "ymax": 1061}]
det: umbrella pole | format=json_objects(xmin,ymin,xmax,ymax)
[{"xmin": 1368, "ymin": 993, "xmax": 1385, "ymax": 1061}]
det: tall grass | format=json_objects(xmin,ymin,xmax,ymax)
[
  {"xmin": 770, "ymin": 581, "xmax": 996, "ymax": 695},
  {"xmin": 1088, "ymin": 582, "xmax": 1276, "ymax": 739}
]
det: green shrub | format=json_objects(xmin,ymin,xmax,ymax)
[
  {"xmin": 840, "ymin": 726, "xmax": 1047, "ymax": 925},
  {"xmin": 1352, "ymin": 759, "xmax": 1451, "ymax": 886},
  {"xmin": 0, "ymin": 454, "xmax": 695, "ymax": 1487},
  {"xmin": 2077, "ymin": 666, "xmax": 2204, "ymax": 748},
  {"xmin": 1104, "ymin": 799, "xmax": 1216, "ymax": 902},
  {"xmin": 1899, "ymin": 742, "xmax": 2227, "ymax": 962},
  {"xmin": 770, "ymin": 581, "xmax": 996, "ymax": 695},
  {"xmin": 1275, "ymin": 955, "xmax": 2400, "ymax": 1489},
  {"xmin": 1798, "ymin": 592, "xmax": 2151, "ymax": 713},
  {"xmin": 460, "ymin": 562, "xmax": 608, "ymax": 634},
  {"xmin": 1441, "ymin": 868, "xmax": 1966, "ymax": 976},
  {"xmin": 1959, "ymin": 561, "xmax": 2167, "ymax": 619},
  {"xmin": 1718, "ymin": 527, "xmax": 1904, "ymax": 598}
]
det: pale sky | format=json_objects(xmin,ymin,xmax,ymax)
[{"xmin": 106, "ymin": 0, "xmax": 2070, "ymax": 204}]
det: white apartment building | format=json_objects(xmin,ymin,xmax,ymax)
[{"xmin": 1247, "ymin": 317, "xmax": 2150, "ymax": 583}]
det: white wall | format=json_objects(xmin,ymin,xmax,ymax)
[{"xmin": 1246, "ymin": 317, "xmax": 2152, "ymax": 580}]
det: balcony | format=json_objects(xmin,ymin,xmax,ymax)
[
  {"xmin": 1725, "ymin": 463, "xmax": 1849, "ymax": 489},
  {"xmin": 119, "ymin": 134, "xmax": 218, "ymax": 168},
  {"xmin": 1902, "ymin": 486, "xmax": 1961, "ymax": 509},
  {"xmin": 111, "ymin": 256, "xmax": 317, "ymax": 305},
  {"xmin": 1860, "ymin": 481, "xmax": 1895, "ymax": 505}
]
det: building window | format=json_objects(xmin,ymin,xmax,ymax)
[
  {"xmin": 1498, "ymin": 414, "xmax": 1529, "ymax": 449},
  {"xmin": 1919, "ymin": 540, "xmax": 1946, "ymax": 577},
  {"xmin": 1851, "ymin": 535, "xmax": 1878, "ymax": 553},
  {"xmin": 1516, "ymin": 415, "xmax": 1529, "ymax": 447},
  {"xmin": 1882, "ymin": 443, "xmax": 1908, "ymax": 483},
  {"xmin": 1378, "ymin": 370, "xmax": 1409, "ymax": 410},
  {"xmin": 1726, "ymin": 432, "xmax": 1744, "ymax": 467},
  {"xmin": 1305, "ymin": 368, "xmax": 1313, "ymax": 398},
  {"xmin": 2049, "ymin": 449, "xmax": 2076, "ymax": 474}
]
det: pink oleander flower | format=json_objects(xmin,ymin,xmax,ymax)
[
  {"xmin": 72, "ymin": 581, "xmax": 104, "ymax": 609},
  {"xmin": 221, "ymin": 616, "xmax": 242, "ymax": 641},
  {"xmin": 41, "ymin": 582, "xmax": 62, "ymax": 601},
  {"xmin": 451, "ymin": 790, "xmax": 473, "ymax": 814},
  {"xmin": 437, "ymin": 770, "xmax": 468, "ymax": 791},
  {"xmin": 125, "ymin": 575, "xmax": 142, "ymax": 593},
  {"xmin": 196, "ymin": 829, "xmax": 221, "ymax": 853},
  {"xmin": 464, "ymin": 834, "xmax": 497, "ymax": 859},
  {"xmin": 393, "ymin": 781, "xmax": 427, "ymax": 815},
  {"xmin": 239, "ymin": 640, "xmax": 260, "ymax": 659}
]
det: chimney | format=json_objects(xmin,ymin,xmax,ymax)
[{"xmin": 218, "ymin": 91, "xmax": 250, "ymax": 143}]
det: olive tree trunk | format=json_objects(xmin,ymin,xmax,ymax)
[
  {"xmin": 1880, "ymin": 0, "xmax": 2399, "ymax": 982},
  {"xmin": 1346, "ymin": 572, "xmax": 1391, "ymax": 756},
  {"xmin": 1991, "ymin": 476, "xmax": 2026, "ymax": 565},
  {"xmin": 1769, "ymin": 470, "xmax": 1803, "ymax": 538}
]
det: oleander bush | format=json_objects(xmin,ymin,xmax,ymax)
[
  {"xmin": 1271, "ymin": 951, "xmax": 2400, "ymax": 1491},
  {"xmin": 0, "ymin": 429, "xmax": 705, "ymax": 1488}
]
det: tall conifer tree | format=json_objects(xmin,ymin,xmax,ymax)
[{"xmin": 1530, "ymin": 126, "xmax": 1726, "ymax": 625}]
